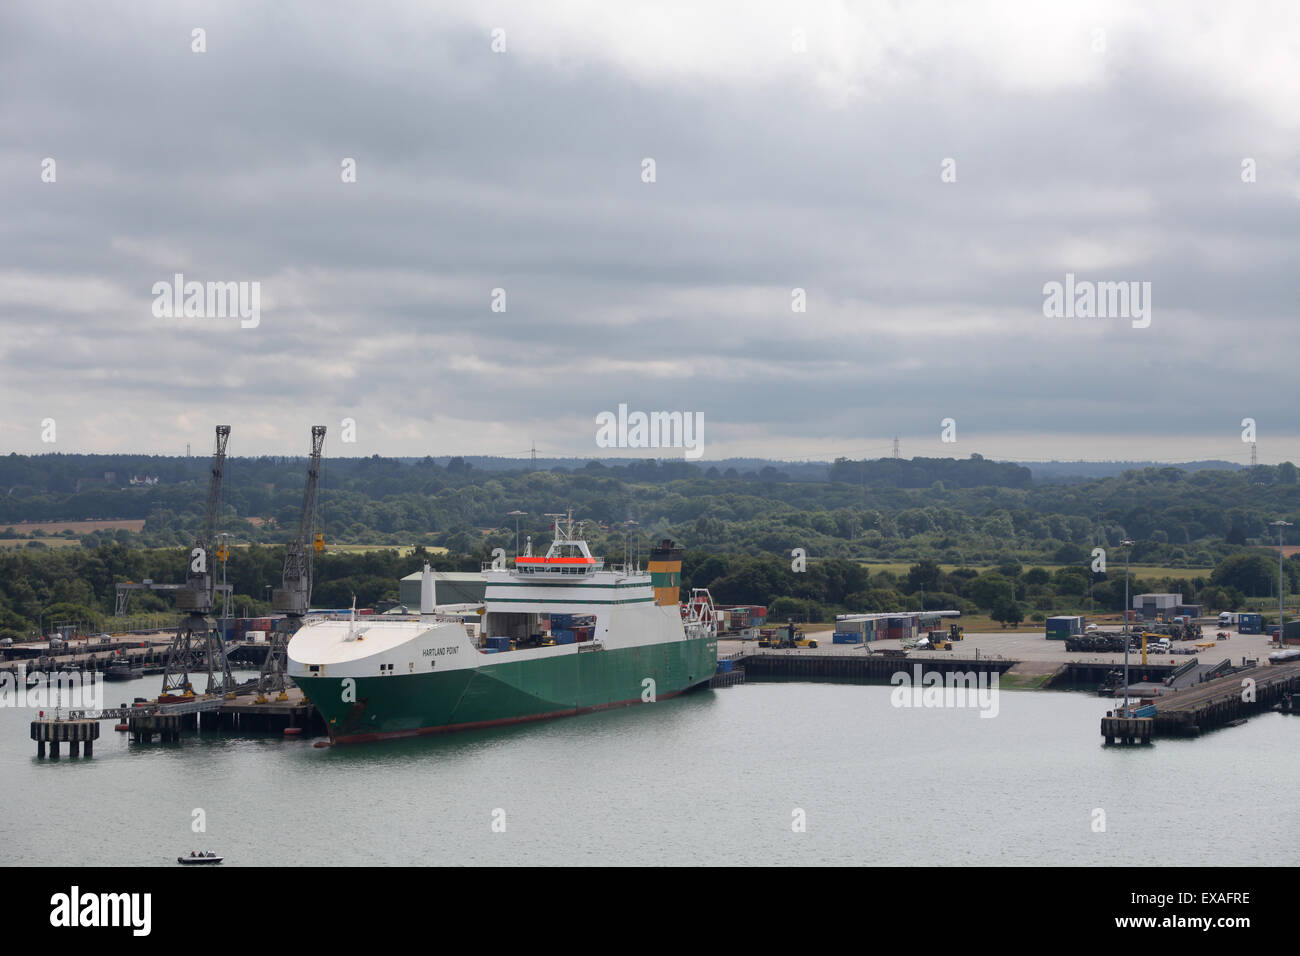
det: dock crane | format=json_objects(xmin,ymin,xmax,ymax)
[
  {"xmin": 260, "ymin": 425, "xmax": 326, "ymax": 701},
  {"xmin": 160, "ymin": 425, "xmax": 236, "ymax": 698}
]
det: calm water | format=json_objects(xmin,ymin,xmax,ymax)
[{"xmin": 3, "ymin": 673, "xmax": 1296, "ymax": 866}]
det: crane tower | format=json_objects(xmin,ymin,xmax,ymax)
[
  {"xmin": 259, "ymin": 425, "xmax": 326, "ymax": 700},
  {"xmin": 160, "ymin": 425, "xmax": 236, "ymax": 697}
]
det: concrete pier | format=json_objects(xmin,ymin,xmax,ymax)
[
  {"xmin": 129, "ymin": 712, "xmax": 185, "ymax": 743},
  {"xmin": 1101, "ymin": 714, "xmax": 1152, "ymax": 745},
  {"xmin": 738, "ymin": 652, "xmax": 1015, "ymax": 682},
  {"xmin": 1149, "ymin": 661, "xmax": 1300, "ymax": 736},
  {"xmin": 30, "ymin": 718, "xmax": 100, "ymax": 758}
]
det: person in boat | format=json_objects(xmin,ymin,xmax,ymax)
[{"xmin": 190, "ymin": 851, "xmax": 195, "ymax": 857}]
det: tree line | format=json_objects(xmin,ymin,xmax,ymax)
[{"xmin": 2, "ymin": 537, "xmax": 1294, "ymax": 642}]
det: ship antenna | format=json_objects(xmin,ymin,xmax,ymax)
[{"xmin": 544, "ymin": 513, "xmax": 565, "ymax": 546}]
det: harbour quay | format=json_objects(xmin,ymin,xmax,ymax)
[{"xmin": 26, "ymin": 685, "xmax": 325, "ymax": 757}]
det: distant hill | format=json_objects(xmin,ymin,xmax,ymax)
[
  {"xmin": 403, "ymin": 456, "xmax": 833, "ymax": 481},
  {"xmin": 1012, "ymin": 460, "xmax": 1244, "ymax": 482}
]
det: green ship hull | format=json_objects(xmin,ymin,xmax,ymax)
[{"xmin": 296, "ymin": 636, "xmax": 717, "ymax": 743}]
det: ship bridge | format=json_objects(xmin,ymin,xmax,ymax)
[
  {"xmin": 479, "ymin": 512, "xmax": 660, "ymax": 647},
  {"xmin": 507, "ymin": 512, "xmax": 603, "ymax": 578}
]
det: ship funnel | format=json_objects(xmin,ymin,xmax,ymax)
[
  {"xmin": 649, "ymin": 539, "xmax": 683, "ymax": 607},
  {"xmin": 420, "ymin": 562, "xmax": 436, "ymax": 618}
]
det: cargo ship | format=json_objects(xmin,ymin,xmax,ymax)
[{"xmin": 287, "ymin": 515, "xmax": 717, "ymax": 743}]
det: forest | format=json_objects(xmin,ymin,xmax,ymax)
[
  {"xmin": 1, "ymin": 452, "xmax": 1298, "ymax": 640},
  {"xmin": 0, "ymin": 539, "xmax": 1293, "ymax": 642},
  {"xmin": 2, "ymin": 452, "xmax": 1297, "ymax": 568},
  {"xmin": 0, "ymin": 452, "xmax": 1294, "ymax": 639}
]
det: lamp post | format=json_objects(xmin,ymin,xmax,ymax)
[
  {"xmin": 507, "ymin": 511, "xmax": 527, "ymax": 558},
  {"xmin": 1270, "ymin": 520, "xmax": 1292, "ymax": 645},
  {"xmin": 1122, "ymin": 537, "xmax": 1134, "ymax": 717}
]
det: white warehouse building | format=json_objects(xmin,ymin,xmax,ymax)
[{"xmin": 1132, "ymin": 593, "xmax": 1181, "ymax": 620}]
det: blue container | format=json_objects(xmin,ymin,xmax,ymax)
[
  {"xmin": 554, "ymin": 632, "xmax": 576, "ymax": 645},
  {"xmin": 486, "ymin": 636, "xmax": 511, "ymax": 651},
  {"xmin": 551, "ymin": 614, "xmax": 574, "ymax": 629},
  {"xmin": 716, "ymin": 660, "xmax": 734, "ymax": 673}
]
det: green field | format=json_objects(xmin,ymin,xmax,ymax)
[
  {"xmin": 0, "ymin": 538, "xmax": 83, "ymax": 551},
  {"xmin": 324, "ymin": 544, "xmax": 449, "ymax": 555}
]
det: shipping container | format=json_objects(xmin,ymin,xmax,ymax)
[
  {"xmin": 1046, "ymin": 615, "xmax": 1085, "ymax": 640},
  {"xmin": 554, "ymin": 632, "xmax": 576, "ymax": 645},
  {"xmin": 716, "ymin": 660, "xmax": 734, "ymax": 673},
  {"xmin": 1239, "ymin": 613, "xmax": 1263, "ymax": 635}
]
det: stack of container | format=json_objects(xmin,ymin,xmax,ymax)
[
  {"xmin": 886, "ymin": 616, "xmax": 913, "ymax": 641},
  {"xmin": 1238, "ymin": 613, "xmax": 1263, "ymax": 635},
  {"xmin": 718, "ymin": 605, "xmax": 769, "ymax": 632}
]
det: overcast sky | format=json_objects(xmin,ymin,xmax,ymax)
[{"xmin": 3, "ymin": 1, "xmax": 1298, "ymax": 464}]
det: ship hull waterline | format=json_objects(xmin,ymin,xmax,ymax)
[{"xmin": 295, "ymin": 635, "xmax": 717, "ymax": 744}]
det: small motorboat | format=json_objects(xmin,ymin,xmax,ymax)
[{"xmin": 177, "ymin": 851, "xmax": 224, "ymax": 865}]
